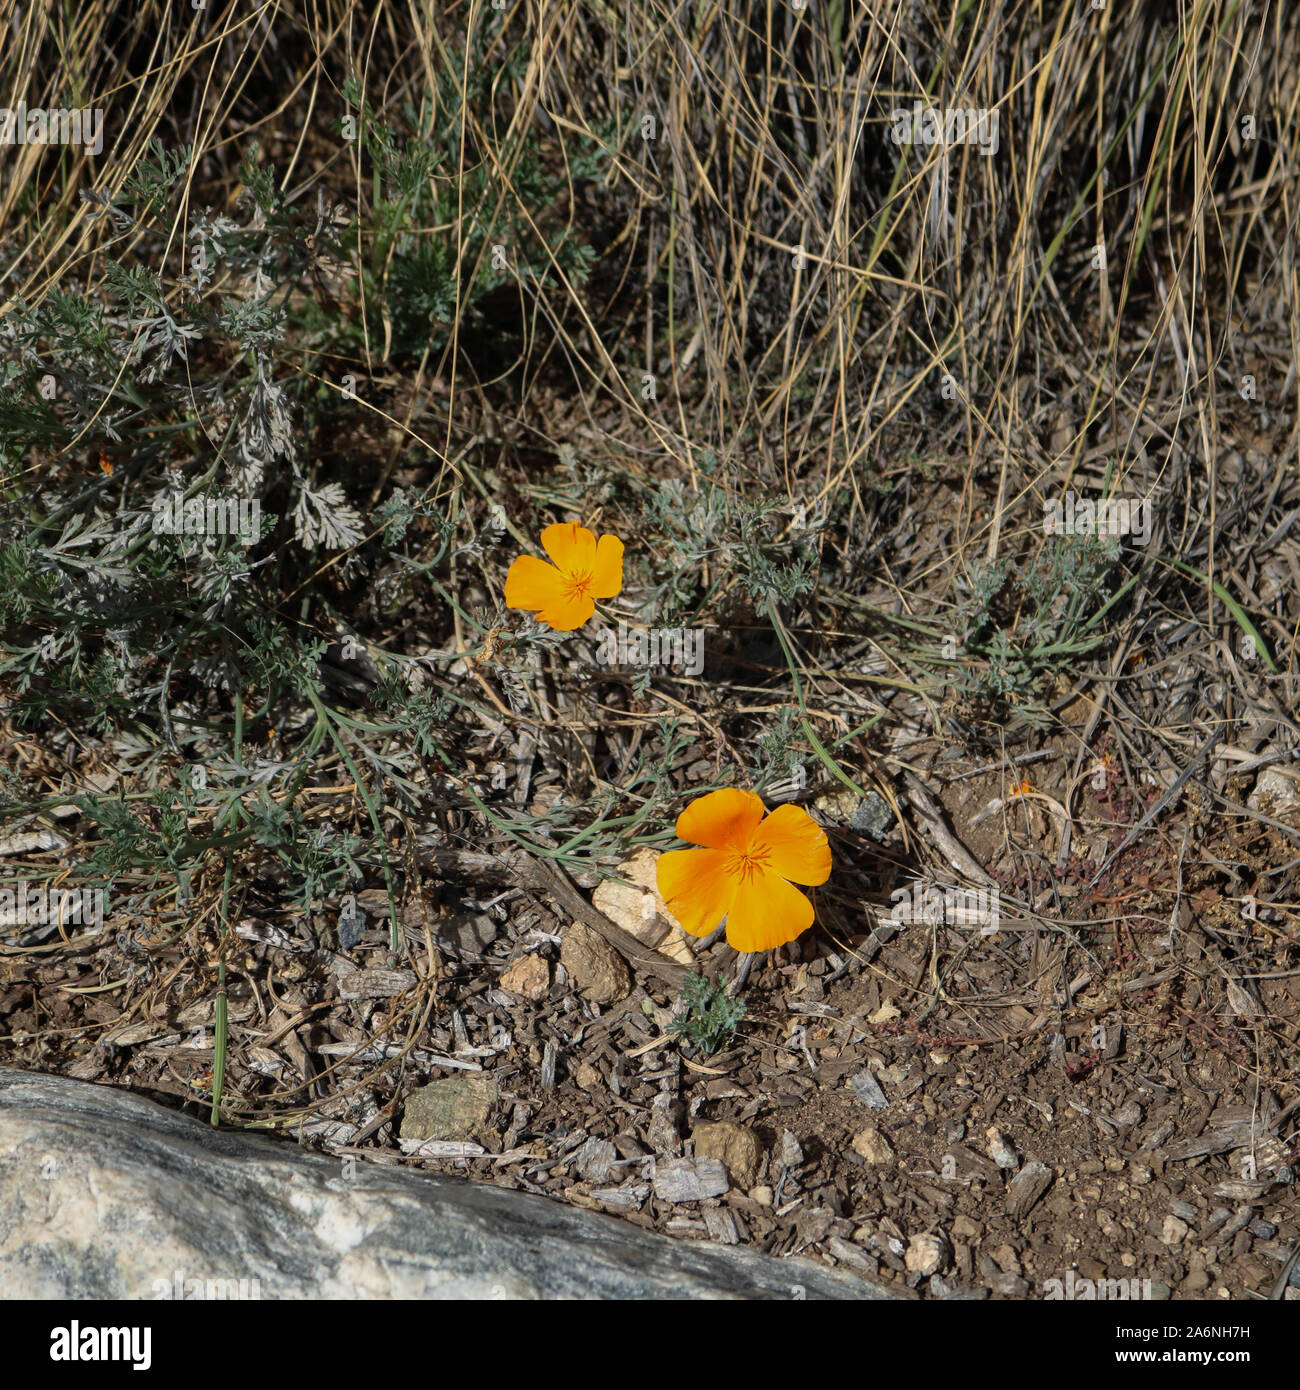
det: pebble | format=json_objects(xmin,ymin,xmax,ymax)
[
  {"xmin": 1181, "ymin": 1265, "xmax": 1210, "ymax": 1293},
  {"xmin": 575, "ymin": 1061, "xmax": 601, "ymax": 1090},
  {"xmin": 985, "ymin": 1272, "xmax": 1029, "ymax": 1297},
  {"xmin": 1248, "ymin": 764, "xmax": 1300, "ymax": 812},
  {"xmin": 692, "ymin": 1121, "xmax": 764, "ymax": 1189},
  {"xmin": 590, "ymin": 848, "xmax": 695, "ymax": 966},
  {"xmin": 988, "ymin": 1243, "xmax": 1022, "ymax": 1276},
  {"xmin": 499, "ymin": 953, "xmax": 550, "ymax": 1001},
  {"xmin": 400, "ymin": 1075, "xmax": 498, "ymax": 1143},
  {"xmin": 560, "ymin": 921, "xmax": 630, "ymax": 1004},
  {"xmin": 1161, "ymin": 1214, "xmax": 1189, "ymax": 1245},
  {"xmin": 905, "ymin": 1232, "xmax": 948, "ymax": 1277},
  {"xmin": 443, "ymin": 912, "xmax": 499, "ymax": 956},
  {"xmin": 985, "ymin": 1126, "xmax": 1019, "ymax": 1170},
  {"xmin": 850, "ymin": 1126, "xmax": 895, "ymax": 1166}
]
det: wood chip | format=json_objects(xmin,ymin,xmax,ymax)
[
  {"xmin": 337, "ymin": 967, "xmax": 416, "ymax": 1000},
  {"xmin": 1214, "ymin": 1179, "xmax": 1270, "ymax": 1201},
  {"xmin": 0, "ymin": 828, "xmax": 67, "ymax": 855},
  {"xmin": 540, "ymin": 1039, "xmax": 558, "ymax": 1090},
  {"xmin": 849, "ymin": 1070, "xmax": 888, "ymax": 1110},
  {"xmin": 652, "ymin": 1156, "xmax": 729, "ymax": 1202},
  {"xmin": 398, "ymin": 1138, "xmax": 486, "ymax": 1158},
  {"xmin": 1164, "ymin": 1107, "xmax": 1277, "ymax": 1161},
  {"xmin": 575, "ymin": 1137, "xmax": 616, "ymax": 1182},
  {"xmin": 702, "ymin": 1206, "xmax": 740, "ymax": 1244},
  {"xmin": 588, "ymin": 1183, "xmax": 650, "ymax": 1208},
  {"xmin": 1006, "ymin": 1160, "xmax": 1053, "ymax": 1218}
]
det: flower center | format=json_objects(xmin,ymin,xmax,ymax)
[
  {"xmin": 564, "ymin": 568, "xmax": 593, "ymax": 600},
  {"xmin": 724, "ymin": 843, "xmax": 772, "ymax": 886}
]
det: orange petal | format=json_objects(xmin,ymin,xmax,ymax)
[
  {"xmin": 655, "ymin": 847, "xmax": 737, "ymax": 937},
  {"xmin": 750, "ymin": 804, "xmax": 832, "ymax": 886},
  {"xmin": 541, "ymin": 521, "xmax": 596, "ymax": 573},
  {"xmin": 590, "ymin": 534, "xmax": 624, "ymax": 598},
  {"xmin": 504, "ymin": 554, "xmax": 565, "ymax": 613},
  {"xmin": 725, "ymin": 871, "xmax": 815, "ymax": 953},
  {"xmin": 674, "ymin": 788, "xmax": 766, "ymax": 851},
  {"xmin": 504, "ymin": 554, "xmax": 595, "ymax": 630},
  {"xmin": 536, "ymin": 589, "xmax": 596, "ymax": 631}
]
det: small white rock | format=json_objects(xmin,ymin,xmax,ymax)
[
  {"xmin": 1161, "ymin": 1215, "xmax": 1189, "ymax": 1245},
  {"xmin": 905, "ymin": 1232, "xmax": 948, "ymax": 1277},
  {"xmin": 851, "ymin": 1126, "xmax": 895, "ymax": 1166},
  {"xmin": 1248, "ymin": 765, "xmax": 1300, "ymax": 813},
  {"xmin": 986, "ymin": 1126, "xmax": 1019, "ymax": 1170},
  {"xmin": 499, "ymin": 954, "xmax": 550, "ymax": 1001}
]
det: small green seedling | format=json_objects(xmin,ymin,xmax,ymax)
[{"xmin": 671, "ymin": 971, "xmax": 746, "ymax": 1055}]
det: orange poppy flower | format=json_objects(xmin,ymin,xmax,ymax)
[
  {"xmin": 504, "ymin": 521, "xmax": 624, "ymax": 632},
  {"xmin": 656, "ymin": 788, "xmax": 832, "ymax": 953}
]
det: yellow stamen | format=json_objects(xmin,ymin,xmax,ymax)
[
  {"xmin": 725, "ymin": 843, "xmax": 772, "ymax": 886},
  {"xmin": 565, "ymin": 569, "xmax": 593, "ymax": 600}
]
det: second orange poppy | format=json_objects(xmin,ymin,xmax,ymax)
[{"xmin": 504, "ymin": 521, "xmax": 624, "ymax": 632}]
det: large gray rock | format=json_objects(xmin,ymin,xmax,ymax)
[{"xmin": 0, "ymin": 1069, "xmax": 896, "ymax": 1300}]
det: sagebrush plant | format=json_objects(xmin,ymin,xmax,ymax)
[
  {"xmin": 0, "ymin": 44, "xmax": 598, "ymax": 931},
  {"xmin": 752, "ymin": 707, "xmax": 806, "ymax": 793},
  {"xmin": 949, "ymin": 534, "xmax": 1129, "ymax": 721},
  {"xmin": 671, "ymin": 972, "xmax": 747, "ymax": 1056}
]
